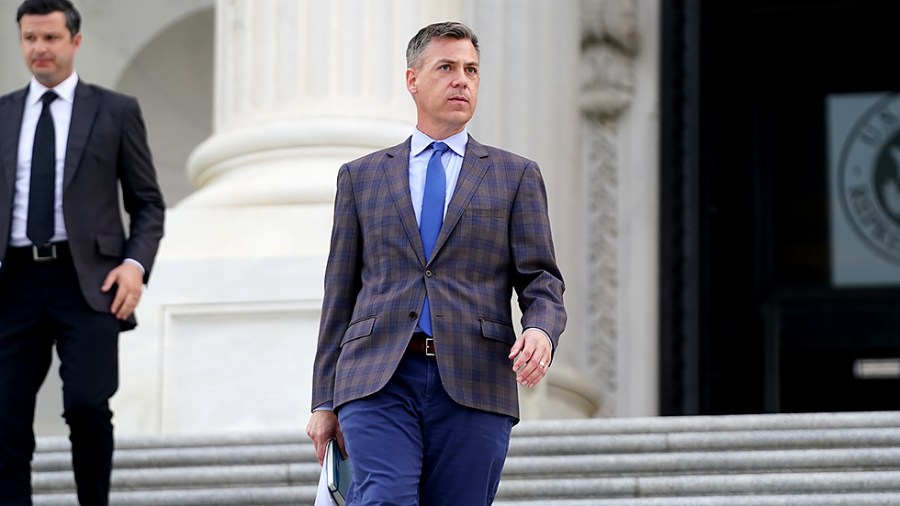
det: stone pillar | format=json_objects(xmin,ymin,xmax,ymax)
[
  {"xmin": 183, "ymin": 0, "xmax": 461, "ymax": 207},
  {"xmin": 580, "ymin": 0, "xmax": 658, "ymax": 417}
]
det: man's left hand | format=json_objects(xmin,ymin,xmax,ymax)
[
  {"xmin": 509, "ymin": 328, "xmax": 552, "ymax": 388},
  {"xmin": 102, "ymin": 263, "xmax": 144, "ymax": 320}
]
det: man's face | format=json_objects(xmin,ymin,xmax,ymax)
[
  {"xmin": 406, "ymin": 37, "xmax": 479, "ymax": 139},
  {"xmin": 19, "ymin": 11, "xmax": 80, "ymax": 88}
]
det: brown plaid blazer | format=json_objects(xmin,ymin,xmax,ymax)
[{"xmin": 311, "ymin": 135, "xmax": 566, "ymax": 420}]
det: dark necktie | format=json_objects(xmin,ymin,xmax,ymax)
[
  {"xmin": 27, "ymin": 91, "xmax": 59, "ymax": 246},
  {"xmin": 418, "ymin": 142, "xmax": 449, "ymax": 336}
]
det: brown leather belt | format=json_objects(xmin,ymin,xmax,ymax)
[{"xmin": 407, "ymin": 333, "xmax": 435, "ymax": 356}]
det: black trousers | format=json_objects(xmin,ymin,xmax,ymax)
[{"xmin": 0, "ymin": 244, "xmax": 119, "ymax": 506}]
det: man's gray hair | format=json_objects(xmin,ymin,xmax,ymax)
[{"xmin": 406, "ymin": 21, "xmax": 479, "ymax": 69}]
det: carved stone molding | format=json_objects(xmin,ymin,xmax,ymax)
[
  {"xmin": 582, "ymin": 0, "xmax": 638, "ymax": 121},
  {"xmin": 580, "ymin": 0, "xmax": 638, "ymax": 416}
]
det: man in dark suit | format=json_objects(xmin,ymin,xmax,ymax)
[
  {"xmin": 0, "ymin": 1, "xmax": 165, "ymax": 504},
  {"xmin": 307, "ymin": 21, "xmax": 566, "ymax": 505}
]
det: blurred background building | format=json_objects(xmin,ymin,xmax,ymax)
[{"xmin": 1, "ymin": 0, "xmax": 897, "ymax": 437}]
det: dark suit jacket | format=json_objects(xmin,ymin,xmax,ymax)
[
  {"xmin": 0, "ymin": 81, "xmax": 165, "ymax": 330},
  {"xmin": 312, "ymin": 135, "xmax": 566, "ymax": 420}
]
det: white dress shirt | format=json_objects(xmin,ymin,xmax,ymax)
[{"xmin": 9, "ymin": 72, "xmax": 79, "ymax": 248}]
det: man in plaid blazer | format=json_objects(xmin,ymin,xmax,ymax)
[{"xmin": 308, "ymin": 21, "xmax": 566, "ymax": 505}]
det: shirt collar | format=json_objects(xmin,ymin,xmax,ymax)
[
  {"xmin": 411, "ymin": 127, "xmax": 469, "ymax": 158},
  {"xmin": 28, "ymin": 71, "xmax": 79, "ymax": 105}
]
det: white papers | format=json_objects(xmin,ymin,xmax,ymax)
[{"xmin": 315, "ymin": 463, "xmax": 338, "ymax": 506}]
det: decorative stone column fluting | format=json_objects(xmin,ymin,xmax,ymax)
[{"xmin": 185, "ymin": 0, "xmax": 464, "ymax": 207}]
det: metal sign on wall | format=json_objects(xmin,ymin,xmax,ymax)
[{"xmin": 828, "ymin": 92, "xmax": 900, "ymax": 286}]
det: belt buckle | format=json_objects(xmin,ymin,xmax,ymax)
[
  {"xmin": 32, "ymin": 244, "xmax": 57, "ymax": 262},
  {"xmin": 424, "ymin": 337, "xmax": 435, "ymax": 357}
]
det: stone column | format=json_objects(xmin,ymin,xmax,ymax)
[{"xmin": 183, "ymin": 0, "xmax": 465, "ymax": 207}]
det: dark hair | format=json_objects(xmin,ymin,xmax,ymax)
[
  {"xmin": 16, "ymin": 0, "xmax": 81, "ymax": 37},
  {"xmin": 406, "ymin": 21, "xmax": 479, "ymax": 69}
]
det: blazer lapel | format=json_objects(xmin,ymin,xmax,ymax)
[
  {"xmin": 434, "ymin": 135, "xmax": 490, "ymax": 253},
  {"xmin": 383, "ymin": 139, "xmax": 430, "ymax": 265},
  {"xmin": 64, "ymin": 81, "xmax": 99, "ymax": 191},
  {"xmin": 0, "ymin": 88, "xmax": 28, "ymax": 199}
]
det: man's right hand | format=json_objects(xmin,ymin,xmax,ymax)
[{"xmin": 306, "ymin": 410, "xmax": 344, "ymax": 465}]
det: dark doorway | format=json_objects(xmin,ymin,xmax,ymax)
[{"xmin": 660, "ymin": 0, "xmax": 900, "ymax": 415}]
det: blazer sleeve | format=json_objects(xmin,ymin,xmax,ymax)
[
  {"xmin": 509, "ymin": 160, "xmax": 567, "ymax": 349},
  {"xmin": 311, "ymin": 164, "xmax": 362, "ymax": 410},
  {"xmin": 118, "ymin": 95, "xmax": 165, "ymax": 282}
]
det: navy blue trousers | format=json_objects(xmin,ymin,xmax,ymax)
[
  {"xmin": 338, "ymin": 349, "xmax": 514, "ymax": 506},
  {"xmin": 0, "ymin": 246, "xmax": 119, "ymax": 506}
]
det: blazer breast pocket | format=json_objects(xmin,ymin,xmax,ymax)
[
  {"xmin": 83, "ymin": 128, "xmax": 119, "ymax": 163},
  {"xmin": 464, "ymin": 204, "xmax": 507, "ymax": 222},
  {"xmin": 460, "ymin": 206, "xmax": 508, "ymax": 244}
]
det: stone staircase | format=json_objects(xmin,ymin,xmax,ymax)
[{"xmin": 32, "ymin": 411, "xmax": 900, "ymax": 505}]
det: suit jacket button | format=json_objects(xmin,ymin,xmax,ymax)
[
  {"xmin": 425, "ymin": 270, "xmax": 433, "ymax": 277},
  {"xmin": 409, "ymin": 311, "xmax": 418, "ymax": 320}
]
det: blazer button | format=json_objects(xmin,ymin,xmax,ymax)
[
  {"xmin": 408, "ymin": 311, "xmax": 418, "ymax": 320},
  {"xmin": 425, "ymin": 270, "xmax": 433, "ymax": 277}
]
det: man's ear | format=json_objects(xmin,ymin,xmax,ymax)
[{"xmin": 406, "ymin": 68, "xmax": 417, "ymax": 95}]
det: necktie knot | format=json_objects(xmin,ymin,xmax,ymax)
[
  {"xmin": 41, "ymin": 91, "xmax": 58, "ymax": 107},
  {"xmin": 431, "ymin": 141, "xmax": 449, "ymax": 156}
]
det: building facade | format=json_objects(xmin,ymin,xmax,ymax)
[{"xmin": 0, "ymin": 0, "xmax": 659, "ymax": 435}]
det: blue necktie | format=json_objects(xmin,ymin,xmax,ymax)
[
  {"xmin": 418, "ymin": 142, "xmax": 449, "ymax": 336},
  {"xmin": 28, "ymin": 91, "xmax": 58, "ymax": 247}
]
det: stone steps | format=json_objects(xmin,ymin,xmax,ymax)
[{"xmin": 32, "ymin": 411, "xmax": 900, "ymax": 504}]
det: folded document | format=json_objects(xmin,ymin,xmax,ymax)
[{"xmin": 316, "ymin": 438, "xmax": 352, "ymax": 506}]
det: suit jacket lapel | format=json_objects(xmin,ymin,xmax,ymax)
[
  {"xmin": 0, "ymin": 88, "xmax": 27, "ymax": 200},
  {"xmin": 64, "ymin": 81, "xmax": 99, "ymax": 191},
  {"xmin": 383, "ymin": 139, "xmax": 430, "ymax": 265},
  {"xmin": 435, "ymin": 135, "xmax": 490, "ymax": 254}
]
